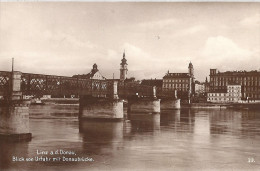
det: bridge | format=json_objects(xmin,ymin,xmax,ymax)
[
  {"xmin": 0, "ymin": 70, "xmax": 180, "ymax": 141},
  {"xmin": 0, "ymin": 71, "xmax": 175, "ymax": 98}
]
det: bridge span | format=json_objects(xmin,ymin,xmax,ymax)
[
  {"xmin": 0, "ymin": 71, "xmax": 170, "ymax": 98},
  {"xmin": 0, "ymin": 70, "xmax": 180, "ymax": 141}
]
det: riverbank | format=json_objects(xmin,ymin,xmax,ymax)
[
  {"xmin": 40, "ymin": 98, "xmax": 260, "ymax": 110},
  {"xmin": 182, "ymin": 102, "xmax": 260, "ymax": 110},
  {"xmin": 228, "ymin": 103, "xmax": 260, "ymax": 110},
  {"xmin": 181, "ymin": 103, "xmax": 228, "ymax": 109}
]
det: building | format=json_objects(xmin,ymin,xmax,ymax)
[
  {"xmin": 141, "ymin": 79, "xmax": 163, "ymax": 87},
  {"xmin": 209, "ymin": 69, "xmax": 260, "ymax": 100},
  {"xmin": 207, "ymin": 85, "xmax": 242, "ymax": 103},
  {"xmin": 205, "ymin": 77, "xmax": 210, "ymax": 93},
  {"xmin": 162, "ymin": 62, "xmax": 194, "ymax": 99},
  {"xmin": 120, "ymin": 51, "xmax": 128, "ymax": 81},
  {"xmin": 163, "ymin": 73, "xmax": 191, "ymax": 91},
  {"xmin": 73, "ymin": 63, "xmax": 106, "ymax": 80},
  {"xmin": 195, "ymin": 81, "xmax": 205, "ymax": 95},
  {"xmin": 194, "ymin": 78, "xmax": 210, "ymax": 95}
]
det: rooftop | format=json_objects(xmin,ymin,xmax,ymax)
[
  {"xmin": 211, "ymin": 69, "xmax": 260, "ymax": 75},
  {"xmin": 72, "ymin": 63, "xmax": 106, "ymax": 79},
  {"xmin": 163, "ymin": 73, "xmax": 191, "ymax": 79}
]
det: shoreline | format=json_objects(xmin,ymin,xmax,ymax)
[{"xmin": 182, "ymin": 102, "xmax": 260, "ymax": 110}]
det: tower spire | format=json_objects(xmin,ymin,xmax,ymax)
[
  {"xmin": 120, "ymin": 50, "xmax": 128, "ymax": 81},
  {"xmin": 12, "ymin": 58, "xmax": 14, "ymax": 72}
]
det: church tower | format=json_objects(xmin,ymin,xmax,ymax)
[
  {"xmin": 92, "ymin": 63, "xmax": 98, "ymax": 73},
  {"xmin": 188, "ymin": 62, "xmax": 194, "ymax": 79},
  {"xmin": 120, "ymin": 51, "xmax": 128, "ymax": 81}
]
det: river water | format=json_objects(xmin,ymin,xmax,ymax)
[{"xmin": 0, "ymin": 105, "xmax": 260, "ymax": 171}]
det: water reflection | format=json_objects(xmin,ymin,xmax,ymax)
[
  {"xmin": 127, "ymin": 113, "xmax": 160, "ymax": 133},
  {"xmin": 1, "ymin": 105, "xmax": 260, "ymax": 170},
  {"xmin": 78, "ymin": 120, "xmax": 126, "ymax": 169},
  {"xmin": 79, "ymin": 108, "xmax": 260, "ymax": 170},
  {"xmin": 160, "ymin": 109, "xmax": 180, "ymax": 126},
  {"xmin": 160, "ymin": 108, "xmax": 260, "ymax": 138},
  {"xmin": 207, "ymin": 109, "xmax": 260, "ymax": 138},
  {"xmin": 79, "ymin": 120, "xmax": 124, "ymax": 143},
  {"xmin": 209, "ymin": 109, "xmax": 242, "ymax": 135},
  {"xmin": 160, "ymin": 109, "xmax": 196, "ymax": 134},
  {"xmin": 29, "ymin": 105, "xmax": 79, "ymax": 119}
]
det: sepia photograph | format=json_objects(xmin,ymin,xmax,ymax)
[{"xmin": 0, "ymin": 1, "xmax": 260, "ymax": 171}]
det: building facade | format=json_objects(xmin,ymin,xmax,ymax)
[
  {"xmin": 163, "ymin": 73, "xmax": 191, "ymax": 91},
  {"xmin": 207, "ymin": 85, "xmax": 242, "ymax": 103},
  {"xmin": 163, "ymin": 73, "xmax": 192, "ymax": 99},
  {"xmin": 195, "ymin": 82, "xmax": 205, "ymax": 95},
  {"xmin": 209, "ymin": 69, "xmax": 260, "ymax": 100},
  {"xmin": 205, "ymin": 77, "xmax": 210, "ymax": 93},
  {"xmin": 120, "ymin": 51, "xmax": 128, "ymax": 81},
  {"xmin": 73, "ymin": 63, "xmax": 106, "ymax": 80},
  {"xmin": 162, "ymin": 62, "xmax": 194, "ymax": 99}
]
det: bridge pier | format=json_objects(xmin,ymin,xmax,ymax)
[
  {"xmin": 128, "ymin": 87, "xmax": 161, "ymax": 113},
  {"xmin": 79, "ymin": 81, "xmax": 124, "ymax": 121},
  {"xmin": 160, "ymin": 99, "xmax": 180, "ymax": 110},
  {"xmin": 128, "ymin": 97, "xmax": 161, "ymax": 113},
  {"xmin": 0, "ymin": 100, "xmax": 31, "ymax": 141},
  {"xmin": 160, "ymin": 90, "xmax": 181, "ymax": 110},
  {"xmin": 79, "ymin": 97, "xmax": 123, "ymax": 121},
  {"xmin": 0, "ymin": 71, "xmax": 31, "ymax": 141}
]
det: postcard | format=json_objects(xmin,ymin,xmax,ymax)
[{"xmin": 0, "ymin": 2, "xmax": 259, "ymax": 171}]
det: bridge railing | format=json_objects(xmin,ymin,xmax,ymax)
[
  {"xmin": 0, "ymin": 71, "xmax": 178, "ymax": 98},
  {"xmin": 21, "ymin": 73, "xmax": 79, "ymax": 96},
  {"xmin": 156, "ymin": 87, "xmax": 177, "ymax": 98},
  {"xmin": 117, "ymin": 81, "xmax": 177, "ymax": 98},
  {"xmin": 0, "ymin": 71, "xmax": 11, "ymax": 96},
  {"xmin": 118, "ymin": 81, "xmax": 154, "ymax": 97},
  {"xmin": 91, "ymin": 79, "xmax": 114, "ymax": 97},
  {"xmin": 20, "ymin": 73, "xmax": 114, "ymax": 96}
]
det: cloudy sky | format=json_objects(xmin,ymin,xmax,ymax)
[{"xmin": 0, "ymin": 2, "xmax": 259, "ymax": 81}]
